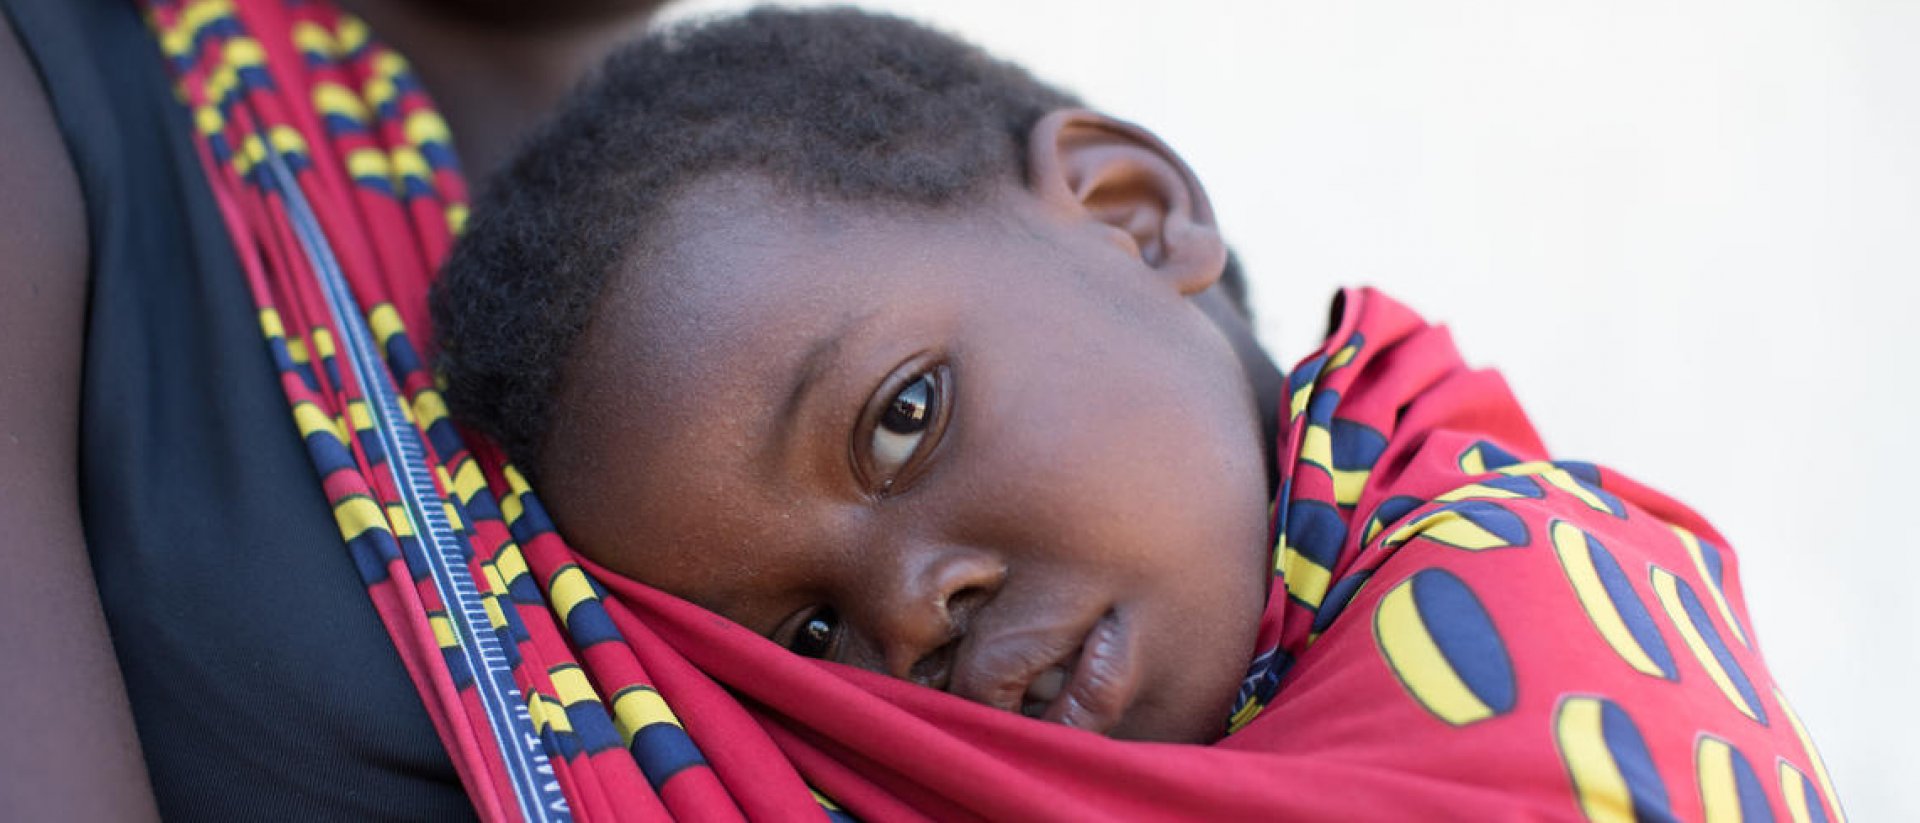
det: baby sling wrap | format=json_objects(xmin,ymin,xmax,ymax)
[{"xmin": 142, "ymin": 1, "xmax": 1846, "ymax": 819}]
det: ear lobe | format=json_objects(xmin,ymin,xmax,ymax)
[{"xmin": 1027, "ymin": 109, "xmax": 1227, "ymax": 296}]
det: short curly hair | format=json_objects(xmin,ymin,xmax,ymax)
[{"xmin": 431, "ymin": 7, "xmax": 1244, "ymax": 473}]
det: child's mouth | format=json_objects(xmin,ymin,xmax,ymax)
[
  {"xmin": 1020, "ymin": 663, "xmax": 1074, "ymax": 718},
  {"xmin": 1012, "ymin": 610, "xmax": 1141, "ymax": 734}
]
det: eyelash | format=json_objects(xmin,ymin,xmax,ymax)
[{"xmin": 854, "ymin": 360, "xmax": 952, "ymax": 497}]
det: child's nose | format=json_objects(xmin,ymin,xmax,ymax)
[{"xmin": 867, "ymin": 544, "xmax": 1006, "ymax": 684}]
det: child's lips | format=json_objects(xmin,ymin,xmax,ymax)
[
  {"xmin": 963, "ymin": 609, "xmax": 1140, "ymax": 736},
  {"xmin": 951, "ymin": 611, "xmax": 1093, "ymax": 716},
  {"xmin": 1036, "ymin": 610, "xmax": 1138, "ymax": 735}
]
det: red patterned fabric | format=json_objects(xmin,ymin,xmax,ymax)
[{"xmin": 143, "ymin": 1, "xmax": 1842, "ymax": 820}]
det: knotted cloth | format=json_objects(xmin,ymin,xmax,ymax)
[{"xmin": 142, "ymin": 1, "xmax": 1846, "ymax": 820}]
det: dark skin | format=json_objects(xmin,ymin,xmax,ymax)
[
  {"xmin": 0, "ymin": 2, "xmax": 658, "ymax": 817},
  {"xmin": 541, "ymin": 111, "xmax": 1287, "ymax": 744}
]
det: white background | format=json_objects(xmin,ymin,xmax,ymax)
[{"xmin": 658, "ymin": 2, "xmax": 1915, "ymax": 817}]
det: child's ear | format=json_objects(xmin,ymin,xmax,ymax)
[{"xmin": 1027, "ymin": 109, "xmax": 1227, "ymax": 296}]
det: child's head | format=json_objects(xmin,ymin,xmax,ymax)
[{"xmin": 433, "ymin": 7, "xmax": 1276, "ymax": 744}]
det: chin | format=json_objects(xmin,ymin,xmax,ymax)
[
  {"xmin": 1114, "ymin": 687, "xmax": 1241, "ymax": 745},
  {"xmin": 1123, "ymin": 603, "xmax": 1266, "ymax": 745}
]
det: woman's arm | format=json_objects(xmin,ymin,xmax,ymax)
[{"xmin": 0, "ymin": 12, "xmax": 159, "ymax": 820}]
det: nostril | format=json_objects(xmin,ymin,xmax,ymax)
[
  {"xmin": 889, "ymin": 548, "xmax": 1003, "ymax": 685},
  {"xmin": 907, "ymin": 638, "xmax": 957, "ymax": 691}
]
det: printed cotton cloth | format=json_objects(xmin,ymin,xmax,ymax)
[{"xmin": 143, "ymin": 1, "xmax": 1843, "ymax": 819}]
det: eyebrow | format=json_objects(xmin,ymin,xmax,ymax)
[{"xmin": 767, "ymin": 312, "xmax": 865, "ymax": 464}]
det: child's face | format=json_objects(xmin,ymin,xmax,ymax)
[{"xmin": 541, "ymin": 175, "xmax": 1272, "ymax": 744}]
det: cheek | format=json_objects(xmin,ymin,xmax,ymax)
[
  {"xmin": 1123, "ymin": 446, "xmax": 1272, "ymax": 742},
  {"xmin": 950, "ymin": 287, "xmax": 1271, "ymax": 575},
  {"xmin": 966, "ymin": 333, "xmax": 1270, "ymax": 569},
  {"xmin": 1132, "ymin": 416, "xmax": 1271, "ymax": 632}
]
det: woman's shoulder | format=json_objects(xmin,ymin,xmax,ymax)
[{"xmin": 0, "ymin": 4, "xmax": 154, "ymax": 818}]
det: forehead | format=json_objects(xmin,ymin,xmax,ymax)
[{"xmin": 576, "ymin": 175, "xmax": 1062, "ymax": 418}]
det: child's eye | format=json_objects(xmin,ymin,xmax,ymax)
[
  {"xmin": 861, "ymin": 364, "xmax": 950, "ymax": 494},
  {"xmin": 787, "ymin": 607, "xmax": 841, "ymax": 659},
  {"xmin": 872, "ymin": 373, "xmax": 934, "ymax": 469}
]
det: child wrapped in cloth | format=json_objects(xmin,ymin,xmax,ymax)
[{"xmin": 431, "ymin": 8, "xmax": 1842, "ymax": 820}]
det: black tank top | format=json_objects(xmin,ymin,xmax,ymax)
[{"xmin": 0, "ymin": 0, "xmax": 475, "ymax": 818}]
